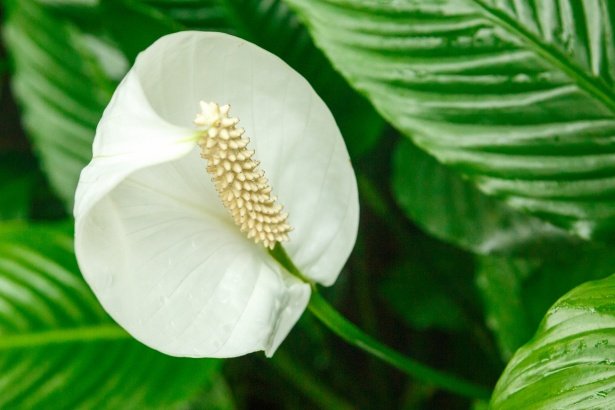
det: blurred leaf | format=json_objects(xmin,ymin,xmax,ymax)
[
  {"xmin": 99, "ymin": 0, "xmax": 180, "ymax": 63},
  {"xmin": 2, "ymin": 0, "xmax": 113, "ymax": 208},
  {"xmin": 521, "ymin": 243, "xmax": 615, "ymax": 327},
  {"xmin": 269, "ymin": 350, "xmax": 354, "ymax": 410},
  {"xmin": 39, "ymin": 0, "xmax": 98, "ymax": 6},
  {"xmin": 285, "ymin": 0, "xmax": 615, "ymax": 241},
  {"xmin": 0, "ymin": 58, "xmax": 6, "ymax": 78},
  {"xmin": 392, "ymin": 139, "xmax": 577, "ymax": 256},
  {"xmin": 377, "ymin": 235, "xmax": 505, "ymax": 389},
  {"xmin": 472, "ymin": 400, "xmax": 489, "ymax": 410},
  {"xmin": 492, "ymin": 274, "xmax": 615, "ymax": 409},
  {"xmin": 0, "ymin": 222, "xmax": 222, "ymax": 408},
  {"xmin": 381, "ymin": 261, "xmax": 467, "ymax": 332},
  {"xmin": 475, "ymin": 257, "xmax": 534, "ymax": 361},
  {"xmin": 0, "ymin": 153, "xmax": 37, "ymax": 220},
  {"xmin": 140, "ymin": 0, "xmax": 234, "ymax": 33},
  {"xmin": 477, "ymin": 243, "xmax": 615, "ymax": 363},
  {"xmin": 186, "ymin": 374, "xmax": 236, "ymax": 410},
  {"xmin": 34, "ymin": 0, "xmax": 100, "ymax": 22}
]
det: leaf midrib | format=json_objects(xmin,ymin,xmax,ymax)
[
  {"xmin": 0, "ymin": 324, "xmax": 130, "ymax": 350},
  {"xmin": 472, "ymin": 0, "xmax": 615, "ymax": 115}
]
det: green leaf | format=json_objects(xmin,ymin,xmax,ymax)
[
  {"xmin": 381, "ymin": 260, "xmax": 468, "ymax": 332},
  {"xmin": 185, "ymin": 374, "xmax": 237, "ymax": 410},
  {"xmin": 0, "ymin": 153, "xmax": 37, "ymax": 220},
  {"xmin": 269, "ymin": 350, "xmax": 354, "ymax": 410},
  {"xmin": 521, "ymin": 243, "xmax": 615, "ymax": 328},
  {"xmin": 475, "ymin": 257, "xmax": 534, "ymax": 361},
  {"xmin": 477, "ymin": 243, "xmax": 615, "ymax": 362},
  {"xmin": 392, "ymin": 139, "xmax": 576, "ymax": 256},
  {"xmin": 0, "ymin": 222, "xmax": 221, "ymax": 408},
  {"xmin": 491, "ymin": 273, "xmax": 615, "ymax": 409},
  {"xmin": 2, "ymin": 0, "xmax": 114, "ymax": 208},
  {"xmin": 285, "ymin": 0, "xmax": 615, "ymax": 240},
  {"xmin": 99, "ymin": 0, "xmax": 180, "ymax": 63}
]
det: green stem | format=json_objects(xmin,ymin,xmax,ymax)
[
  {"xmin": 308, "ymin": 291, "xmax": 490, "ymax": 400},
  {"xmin": 269, "ymin": 244, "xmax": 313, "ymax": 284},
  {"xmin": 269, "ymin": 245, "xmax": 492, "ymax": 400}
]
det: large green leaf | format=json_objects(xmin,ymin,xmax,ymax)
[
  {"xmin": 3, "ymin": 0, "xmax": 115, "ymax": 208},
  {"xmin": 491, "ymin": 273, "xmax": 615, "ymax": 409},
  {"xmin": 0, "ymin": 222, "xmax": 221, "ymax": 408},
  {"xmin": 285, "ymin": 0, "xmax": 615, "ymax": 240},
  {"xmin": 392, "ymin": 138, "xmax": 576, "ymax": 256}
]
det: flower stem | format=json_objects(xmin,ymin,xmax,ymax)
[
  {"xmin": 269, "ymin": 244, "xmax": 313, "ymax": 284},
  {"xmin": 308, "ymin": 290, "xmax": 491, "ymax": 400},
  {"xmin": 269, "ymin": 244, "xmax": 491, "ymax": 400}
]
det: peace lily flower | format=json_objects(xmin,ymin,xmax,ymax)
[{"xmin": 73, "ymin": 32, "xmax": 359, "ymax": 358}]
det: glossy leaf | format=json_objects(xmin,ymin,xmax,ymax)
[
  {"xmin": 392, "ymin": 139, "xmax": 575, "ymax": 256},
  {"xmin": 285, "ymin": 0, "xmax": 615, "ymax": 240},
  {"xmin": 492, "ymin": 273, "xmax": 615, "ymax": 409},
  {"xmin": 0, "ymin": 222, "xmax": 220, "ymax": 408}
]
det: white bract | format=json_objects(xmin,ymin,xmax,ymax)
[{"xmin": 74, "ymin": 32, "xmax": 359, "ymax": 358}]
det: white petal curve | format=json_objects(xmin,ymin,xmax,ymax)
[
  {"xmin": 74, "ymin": 68, "xmax": 198, "ymax": 221},
  {"xmin": 76, "ymin": 149, "xmax": 310, "ymax": 357},
  {"xmin": 74, "ymin": 31, "xmax": 358, "ymax": 357}
]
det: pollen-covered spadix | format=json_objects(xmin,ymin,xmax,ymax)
[
  {"xmin": 195, "ymin": 101, "xmax": 292, "ymax": 250},
  {"xmin": 73, "ymin": 32, "xmax": 359, "ymax": 358}
]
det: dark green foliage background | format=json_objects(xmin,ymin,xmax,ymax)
[{"xmin": 2, "ymin": 0, "xmax": 615, "ymax": 409}]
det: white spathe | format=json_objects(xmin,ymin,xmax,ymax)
[{"xmin": 74, "ymin": 31, "xmax": 359, "ymax": 358}]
